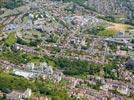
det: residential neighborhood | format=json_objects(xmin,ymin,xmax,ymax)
[{"xmin": 0, "ymin": 0, "xmax": 134, "ymax": 100}]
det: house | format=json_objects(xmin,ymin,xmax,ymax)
[
  {"xmin": 0, "ymin": 91, "xmax": 4, "ymax": 98},
  {"xmin": 0, "ymin": 8, "xmax": 5, "ymax": 15},
  {"xmin": 6, "ymin": 91, "xmax": 23, "ymax": 100},
  {"xmin": 39, "ymin": 62, "xmax": 53, "ymax": 75},
  {"xmin": 6, "ymin": 89, "xmax": 32, "ymax": 100},
  {"xmin": 117, "ymin": 86, "xmax": 130, "ymax": 95},
  {"xmin": 111, "ymin": 97, "xmax": 122, "ymax": 100},
  {"xmin": 22, "ymin": 88, "xmax": 32, "ymax": 99},
  {"xmin": 4, "ymin": 24, "xmax": 17, "ymax": 31},
  {"xmin": 115, "ymin": 32, "xmax": 125, "ymax": 37},
  {"xmin": 31, "ymin": 96, "xmax": 39, "ymax": 100},
  {"xmin": 116, "ymin": 50, "xmax": 127, "ymax": 56},
  {"xmin": 39, "ymin": 96, "xmax": 48, "ymax": 100},
  {"xmin": 100, "ymin": 84, "xmax": 109, "ymax": 91},
  {"xmin": 27, "ymin": 63, "xmax": 35, "ymax": 70},
  {"xmin": 51, "ymin": 70, "xmax": 63, "ymax": 82}
]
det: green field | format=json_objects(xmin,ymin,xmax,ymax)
[{"xmin": 5, "ymin": 32, "xmax": 16, "ymax": 46}]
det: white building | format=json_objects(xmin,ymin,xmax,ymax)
[{"xmin": 13, "ymin": 69, "xmax": 35, "ymax": 79}]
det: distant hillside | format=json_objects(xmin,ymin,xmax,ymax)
[
  {"xmin": 0, "ymin": 0, "xmax": 23, "ymax": 9},
  {"xmin": 62, "ymin": 0, "xmax": 134, "ymax": 25},
  {"xmin": 87, "ymin": 0, "xmax": 133, "ymax": 18}
]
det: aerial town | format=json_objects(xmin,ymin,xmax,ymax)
[{"xmin": 0, "ymin": 0, "xmax": 134, "ymax": 100}]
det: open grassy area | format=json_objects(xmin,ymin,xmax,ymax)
[
  {"xmin": 106, "ymin": 23, "xmax": 133, "ymax": 32},
  {"xmin": 97, "ymin": 23, "xmax": 134, "ymax": 37},
  {"xmin": 5, "ymin": 32, "xmax": 16, "ymax": 46},
  {"xmin": 98, "ymin": 29, "xmax": 116, "ymax": 37},
  {"xmin": 23, "ymin": 16, "xmax": 29, "ymax": 23}
]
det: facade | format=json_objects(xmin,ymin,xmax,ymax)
[{"xmin": 6, "ymin": 89, "xmax": 32, "ymax": 100}]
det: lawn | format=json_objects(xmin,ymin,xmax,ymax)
[
  {"xmin": 5, "ymin": 32, "xmax": 16, "ymax": 46},
  {"xmin": 98, "ymin": 29, "xmax": 116, "ymax": 37},
  {"xmin": 97, "ymin": 23, "xmax": 133, "ymax": 37},
  {"xmin": 106, "ymin": 23, "xmax": 133, "ymax": 32}
]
